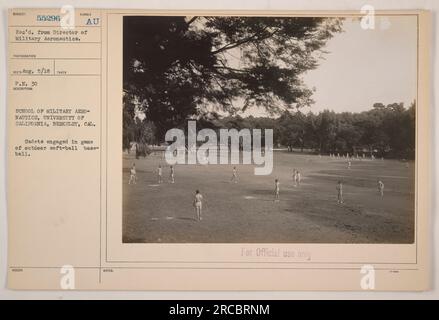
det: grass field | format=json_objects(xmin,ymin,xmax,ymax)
[{"xmin": 123, "ymin": 151, "xmax": 415, "ymax": 243}]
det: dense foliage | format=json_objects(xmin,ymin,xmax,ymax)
[
  {"xmin": 125, "ymin": 101, "xmax": 415, "ymax": 159},
  {"xmin": 124, "ymin": 16, "xmax": 342, "ymax": 138}
]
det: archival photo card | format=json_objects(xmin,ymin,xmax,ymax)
[{"xmin": 7, "ymin": 8, "xmax": 431, "ymax": 290}]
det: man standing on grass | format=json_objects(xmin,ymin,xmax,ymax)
[
  {"xmin": 297, "ymin": 170, "xmax": 302, "ymax": 186},
  {"xmin": 193, "ymin": 190, "xmax": 203, "ymax": 221},
  {"xmin": 378, "ymin": 179, "xmax": 384, "ymax": 197},
  {"xmin": 231, "ymin": 166, "xmax": 238, "ymax": 183},
  {"xmin": 170, "ymin": 165, "xmax": 175, "ymax": 183},
  {"xmin": 274, "ymin": 179, "xmax": 280, "ymax": 201},
  {"xmin": 128, "ymin": 163, "xmax": 137, "ymax": 185},
  {"xmin": 292, "ymin": 169, "xmax": 298, "ymax": 187},
  {"xmin": 336, "ymin": 180, "xmax": 344, "ymax": 204},
  {"xmin": 158, "ymin": 165, "xmax": 163, "ymax": 184}
]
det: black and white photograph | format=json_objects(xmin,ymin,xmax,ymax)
[
  {"xmin": 122, "ymin": 14, "xmax": 416, "ymax": 244},
  {"xmin": 2, "ymin": 2, "xmax": 435, "ymax": 294}
]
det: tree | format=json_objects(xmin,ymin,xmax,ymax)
[
  {"xmin": 124, "ymin": 16, "xmax": 343, "ymax": 140},
  {"xmin": 405, "ymin": 101, "xmax": 416, "ymax": 157},
  {"xmin": 122, "ymin": 93, "xmax": 137, "ymax": 151},
  {"xmin": 123, "ymin": 93, "xmax": 157, "ymax": 151},
  {"xmin": 277, "ymin": 111, "xmax": 306, "ymax": 151},
  {"xmin": 268, "ymin": 101, "xmax": 416, "ymax": 158},
  {"xmin": 312, "ymin": 110, "xmax": 337, "ymax": 153}
]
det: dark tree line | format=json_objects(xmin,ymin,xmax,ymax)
[
  {"xmin": 215, "ymin": 102, "xmax": 415, "ymax": 159},
  {"xmin": 274, "ymin": 102, "xmax": 415, "ymax": 158},
  {"xmin": 124, "ymin": 101, "xmax": 415, "ymax": 160}
]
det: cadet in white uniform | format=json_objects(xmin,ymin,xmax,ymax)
[
  {"xmin": 128, "ymin": 163, "xmax": 137, "ymax": 185},
  {"xmin": 231, "ymin": 166, "xmax": 238, "ymax": 183},
  {"xmin": 193, "ymin": 190, "xmax": 203, "ymax": 221},
  {"xmin": 336, "ymin": 181, "xmax": 344, "ymax": 204},
  {"xmin": 158, "ymin": 165, "xmax": 163, "ymax": 184},
  {"xmin": 377, "ymin": 180, "xmax": 384, "ymax": 197},
  {"xmin": 170, "ymin": 165, "xmax": 175, "ymax": 183},
  {"xmin": 274, "ymin": 179, "xmax": 280, "ymax": 201}
]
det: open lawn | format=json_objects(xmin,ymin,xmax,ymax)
[{"xmin": 123, "ymin": 152, "xmax": 415, "ymax": 243}]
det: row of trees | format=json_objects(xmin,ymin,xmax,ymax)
[
  {"xmin": 274, "ymin": 102, "xmax": 415, "ymax": 158},
  {"xmin": 124, "ymin": 101, "xmax": 415, "ymax": 159}
]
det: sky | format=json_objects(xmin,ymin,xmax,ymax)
[
  {"xmin": 241, "ymin": 15, "xmax": 418, "ymax": 116},
  {"xmin": 135, "ymin": 16, "xmax": 418, "ymax": 119}
]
